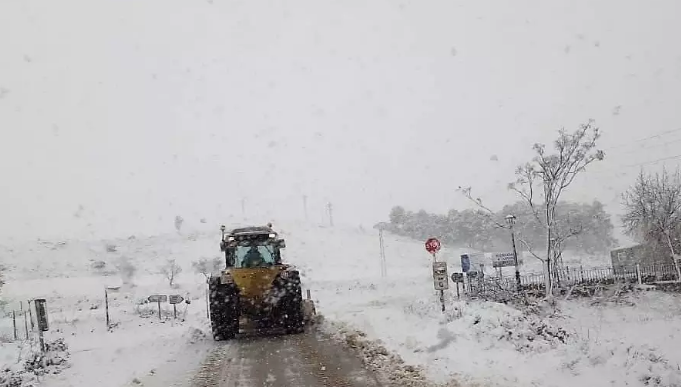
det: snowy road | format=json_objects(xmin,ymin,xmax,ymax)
[{"xmin": 190, "ymin": 329, "xmax": 384, "ymax": 387}]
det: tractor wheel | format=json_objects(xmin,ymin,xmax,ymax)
[
  {"xmin": 274, "ymin": 272, "xmax": 305, "ymax": 334},
  {"xmin": 208, "ymin": 277, "xmax": 239, "ymax": 341}
]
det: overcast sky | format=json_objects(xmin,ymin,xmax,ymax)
[{"xmin": 1, "ymin": 0, "xmax": 681, "ymax": 241}]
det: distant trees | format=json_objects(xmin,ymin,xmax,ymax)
[{"xmin": 382, "ymin": 200, "xmax": 616, "ymax": 255}]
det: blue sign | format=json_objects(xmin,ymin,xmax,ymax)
[{"xmin": 460, "ymin": 254, "xmax": 471, "ymax": 273}]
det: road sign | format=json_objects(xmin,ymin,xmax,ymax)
[
  {"xmin": 460, "ymin": 254, "xmax": 471, "ymax": 272},
  {"xmin": 148, "ymin": 295, "xmax": 168, "ymax": 303},
  {"xmin": 491, "ymin": 252, "xmax": 522, "ymax": 268},
  {"xmin": 450, "ymin": 273, "xmax": 464, "ymax": 300},
  {"xmin": 432, "ymin": 261, "xmax": 449, "ymax": 290},
  {"xmin": 425, "ymin": 238, "xmax": 441, "ymax": 254},
  {"xmin": 168, "ymin": 295, "xmax": 184, "ymax": 305}
]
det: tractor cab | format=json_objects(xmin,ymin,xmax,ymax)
[{"xmin": 220, "ymin": 225, "xmax": 287, "ymax": 268}]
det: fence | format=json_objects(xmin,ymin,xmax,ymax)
[
  {"xmin": 0, "ymin": 301, "xmax": 37, "ymax": 343},
  {"xmin": 467, "ymin": 263, "xmax": 679, "ymax": 298}
]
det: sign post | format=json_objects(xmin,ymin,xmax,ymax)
[
  {"xmin": 34, "ymin": 298, "xmax": 49, "ymax": 353},
  {"xmin": 169, "ymin": 295, "xmax": 185, "ymax": 319},
  {"xmin": 105, "ymin": 288, "xmax": 110, "ymax": 328},
  {"xmin": 425, "ymin": 238, "xmax": 447, "ymax": 312},
  {"xmin": 148, "ymin": 295, "xmax": 168, "ymax": 320},
  {"xmin": 451, "ymin": 273, "xmax": 464, "ymax": 299}
]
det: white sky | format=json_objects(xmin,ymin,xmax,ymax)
[{"xmin": 1, "ymin": 0, "xmax": 681, "ymax": 241}]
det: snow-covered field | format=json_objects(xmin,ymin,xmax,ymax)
[{"xmin": 1, "ymin": 222, "xmax": 680, "ymax": 387}]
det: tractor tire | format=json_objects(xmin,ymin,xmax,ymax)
[
  {"xmin": 208, "ymin": 276, "xmax": 239, "ymax": 341},
  {"xmin": 273, "ymin": 271, "xmax": 305, "ymax": 334}
]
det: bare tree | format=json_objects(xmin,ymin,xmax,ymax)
[
  {"xmin": 460, "ymin": 120, "xmax": 604, "ymax": 296},
  {"xmin": 622, "ymin": 168, "xmax": 681, "ymax": 279},
  {"xmin": 508, "ymin": 120, "xmax": 604, "ymax": 294},
  {"xmin": 192, "ymin": 257, "xmax": 224, "ymax": 282},
  {"xmin": 161, "ymin": 259, "xmax": 183, "ymax": 287}
]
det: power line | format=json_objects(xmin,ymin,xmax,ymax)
[
  {"xmin": 621, "ymin": 153, "xmax": 681, "ymax": 168},
  {"xmin": 604, "ymin": 128, "xmax": 681, "ymax": 151},
  {"xmin": 612, "ymin": 137, "xmax": 681, "ymax": 156},
  {"xmin": 587, "ymin": 153, "xmax": 681, "ymax": 178}
]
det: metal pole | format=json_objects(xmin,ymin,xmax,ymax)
[
  {"xmin": 379, "ymin": 229, "xmax": 386, "ymax": 277},
  {"xmin": 173, "ymin": 304, "xmax": 177, "ymax": 319},
  {"xmin": 105, "ymin": 288, "xmax": 110, "ymax": 328},
  {"xmin": 206, "ymin": 281, "xmax": 210, "ymax": 319},
  {"xmin": 510, "ymin": 226, "xmax": 521, "ymax": 292},
  {"xmin": 12, "ymin": 311, "xmax": 17, "ymax": 340},
  {"xmin": 157, "ymin": 301, "xmax": 162, "ymax": 320},
  {"xmin": 439, "ymin": 290, "xmax": 445, "ymax": 312},
  {"xmin": 24, "ymin": 312, "xmax": 29, "ymax": 340},
  {"xmin": 27, "ymin": 300, "xmax": 34, "ymax": 331},
  {"xmin": 39, "ymin": 331, "xmax": 45, "ymax": 353}
]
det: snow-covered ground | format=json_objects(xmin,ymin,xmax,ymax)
[{"xmin": 1, "ymin": 221, "xmax": 680, "ymax": 387}]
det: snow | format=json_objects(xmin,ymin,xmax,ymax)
[{"xmin": 1, "ymin": 222, "xmax": 681, "ymax": 387}]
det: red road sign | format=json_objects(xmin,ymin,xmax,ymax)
[{"xmin": 425, "ymin": 238, "xmax": 441, "ymax": 254}]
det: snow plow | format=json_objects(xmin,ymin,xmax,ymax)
[{"xmin": 208, "ymin": 224, "xmax": 316, "ymax": 340}]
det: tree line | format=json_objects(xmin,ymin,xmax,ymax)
[{"xmin": 382, "ymin": 199, "xmax": 617, "ymax": 255}]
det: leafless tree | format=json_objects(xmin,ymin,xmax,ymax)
[
  {"xmin": 161, "ymin": 259, "xmax": 183, "ymax": 287},
  {"xmin": 622, "ymin": 168, "xmax": 681, "ymax": 279},
  {"xmin": 460, "ymin": 120, "xmax": 604, "ymax": 296},
  {"xmin": 508, "ymin": 120, "xmax": 604, "ymax": 294}
]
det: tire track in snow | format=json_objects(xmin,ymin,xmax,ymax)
[{"xmin": 190, "ymin": 329, "xmax": 384, "ymax": 386}]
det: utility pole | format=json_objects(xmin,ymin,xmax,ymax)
[
  {"xmin": 505, "ymin": 215, "xmax": 521, "ymax": 292},
  {"xmin": 379, "ymin": 229, "xmax": 387, "ymax": 277},
  {"xmin": 327, "ymin": 202, "xmax": 333, "ymax": 227}
]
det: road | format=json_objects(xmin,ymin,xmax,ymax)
[{"xmin": 190, "ymin": 329, "xmax": 385, "ymax": 387}]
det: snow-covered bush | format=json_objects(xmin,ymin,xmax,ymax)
[{"xmin": 0, "ymin": 338, "xmax": 70, "ymax": 387}]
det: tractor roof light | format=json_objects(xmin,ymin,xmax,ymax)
[
  {"xmin": 227, "ymin": 236, "xmax": 235, "ymax": 241},
  {"xmin": 268, "ymin": 233, "xmax": 276, "ymax": 238}
]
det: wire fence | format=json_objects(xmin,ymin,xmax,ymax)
[
  {"xmin": 0, "ymin": 302, "xmax": 37, "ymax": 344},
  {"xmin": 467, "ymin": 263, "xmax": 679, "ymax": 298}
]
